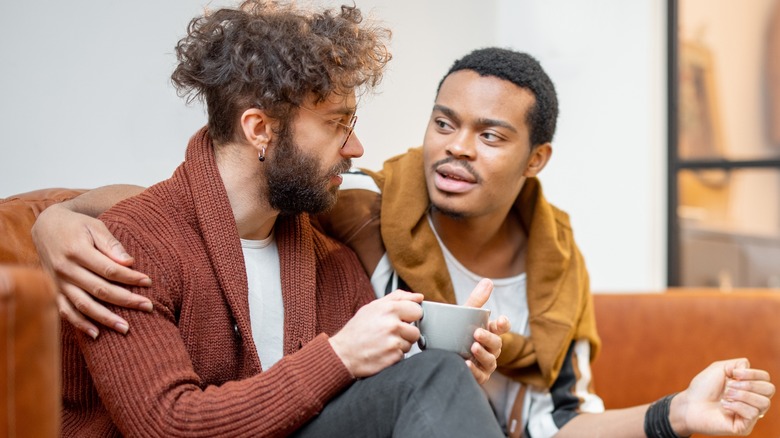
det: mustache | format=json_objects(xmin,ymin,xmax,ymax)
[
  {"xmin": 331, "ymin": 159, "xmax": 352, "ymax": 177},
  {"xmin": 431, "ymin": 157, "xmax": 482, "ymax": 183}
]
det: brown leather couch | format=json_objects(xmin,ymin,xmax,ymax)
[
  {"xmin": 0, "ymin": 265, "xmax": 60, "ymax": 437},
  {"xmin": 1, "ymin": 189, "xmax": 83, "ymax": 437},
  {"xmin": 2, "ymin": 189, "xmax": 779, "ymax": 437},
  {"xmin": 593, "ymin": 290, "xmax": 780, "ymax": 437}
]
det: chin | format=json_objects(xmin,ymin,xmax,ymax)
[{"xmin": 430, "ymin": 202, "xmax": 467, "ymax": 220}]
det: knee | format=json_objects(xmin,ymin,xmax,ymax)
[{"xmin": 409, "ymin": 350, "xmax": 469, "ymax": 379}]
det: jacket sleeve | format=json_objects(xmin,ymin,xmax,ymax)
[
  {"xmin": 75, "ymin": 227, "xmax": 354, "ymax": 438},
  {"xmin": 524, "ymin": 340, "xmax": 605, "ymax": 438}
]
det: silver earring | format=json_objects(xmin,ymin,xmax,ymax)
[{"xmin": 258, "ymin": 147, "xmax": 266, "ymax": 162}]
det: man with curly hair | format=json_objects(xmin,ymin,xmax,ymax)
[{"xmin": 41, "ymin": 2, "xmax": 506, "ymax": 436}]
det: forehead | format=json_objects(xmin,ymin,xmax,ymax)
[
  {"xmin": 435, "ymin": 70, "xmax": 535, "ymax": 132},
  {"xmin": 308, "ymin": 91, "xmax": 358, "ymax": 114}
]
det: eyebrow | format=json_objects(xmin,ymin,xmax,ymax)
[
  {"xmin": 322, "ymin": 107, "xmax": 357, "ymax": 118},
  {"xmin": 433, "ymin": 104, "xmax": 518, "ymax": 133}
]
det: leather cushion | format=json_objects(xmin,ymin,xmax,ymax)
[
  {"xmin": 0, "ymin": 188, "xmax": 86, "ymax": 265},
  {"xmin": 592, "ymin": 291, "xmax": 780, "ymax": 438},
  {"xmin": 0, "ymin": 264, "xmax": 60, "ymax": 436}
]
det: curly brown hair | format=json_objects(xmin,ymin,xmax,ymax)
[{"xmin": 171, "ymin": 0, "xmax": 391, "ymax": 143}]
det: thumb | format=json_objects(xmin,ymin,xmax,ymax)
[
  {"xmin": 725, "ymin": 358, "xmax": 751, "ymax": 379},
  {"xmin": 464, "ymin": 278, "xmax": 494, "ymax": 308}
]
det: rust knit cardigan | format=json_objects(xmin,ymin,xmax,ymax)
[{"xmin": 61, "ymin": 127, "xmax": 375, "ymax": 437}]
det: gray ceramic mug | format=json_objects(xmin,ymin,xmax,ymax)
[{"xmin": 415, "ymin": 301, "xmax": 491, "ymax": 358}]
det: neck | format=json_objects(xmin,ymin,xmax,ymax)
[
  {"xmin": 430, "ymin": 206, "xmax": 527, "ymax": 278},
  {"xmin": 216, "ymin": 143, "xmax": 279, "ymax": 240}
]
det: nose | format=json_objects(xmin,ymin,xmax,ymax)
[
  {"xmin": 445, "ymin": 132, "xmax": 475, "ymax": 160},
  {"xmin": 341, "ymin": 132, "xmax": 364, "ymax": 159}
]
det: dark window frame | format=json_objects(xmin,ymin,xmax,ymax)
[{"xmin": 666, "ymin": 0, "xmax": 780, "ymax": 286}]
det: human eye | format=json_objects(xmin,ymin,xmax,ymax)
[
  {"xmin": 434, "ymin": 118, "xmax": 454, "ymax": 132},
  {"xmin": 481, "ymin": 130, "xmax": 504, "ymax": 143},
  {"xmin": 327, "ymin": 118, "xmax": 346, "ymax": 132}
]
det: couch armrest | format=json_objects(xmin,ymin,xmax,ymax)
[
  {"xmin": 592, "ymin": 290, "xmax": 780, "ymax": 438},
  {"xmin": 0, "ymin": 264, "xmax": 60, "ymax": 437},
  {"xmin": 0, "ymin": 188, "xmax": 87, "ymax": 265}
]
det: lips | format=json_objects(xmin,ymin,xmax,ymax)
[{"xmin": 433, "ymin": 163, "xmax": 478, "ymax": 194}]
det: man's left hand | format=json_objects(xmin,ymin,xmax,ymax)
[{"xmin": 463, "ymin": 278, "xmax": 511, "ymax": 384}]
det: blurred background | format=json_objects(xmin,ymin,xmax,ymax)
[{"xmin": 1, "ymin": 0, "xmax": 777, "ymax": 292}]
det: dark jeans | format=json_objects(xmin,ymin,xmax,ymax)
[{"xmin": 292, "ymin": 350, "xmax": 504, "ymax": 437}]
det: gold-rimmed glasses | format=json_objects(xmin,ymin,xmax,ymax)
[{"xmin": 298, "ymin": 105, "xmax": 358, "ymax": 149}]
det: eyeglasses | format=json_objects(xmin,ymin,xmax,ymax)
[{"xmin": 298, "ymin": 105, "xmax": 358, "ymax": 149}]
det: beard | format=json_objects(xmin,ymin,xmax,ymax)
[
  {"xmin": 265, "ymin": 123, "xmax": 352, "ymax": 215},
  {"xmin": 429, "ymin": 202, "xmax": 467, "ymax": 220}
]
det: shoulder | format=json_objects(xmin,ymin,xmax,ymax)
[
  {"xmin": 316, "ymin": 169, "xmax": 381, "ymax": 244},
  {"xmin": 340, "ymin": 169, "xmax": 381, "ymax": 193},
  {"xmin": 99, "ymin": 182, "xmax": 191, "ymax": 298},
  {"xmin": 314, "ymin": 169, "xmax": 386, "ymax": 275},
  {"xmin": 100, "ymin": 182, "xmax": 187, "ymax": 248}
]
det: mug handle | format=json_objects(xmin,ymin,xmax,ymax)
[{"xmin": 413, "ymin": 308, "xmax": 426, "ymax": 350}]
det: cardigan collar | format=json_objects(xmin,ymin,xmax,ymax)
[{"xmin": 179, "ymin": 127, "xmax": 318, "ymax": 372}]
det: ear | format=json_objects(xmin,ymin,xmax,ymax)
[
  {"xmin": 239, "ymin": 108, "xmax": 273, "ymax": 154},
  {"xmin": 523, "ymin": 143, "xmax": 552, "ymax": 178}
]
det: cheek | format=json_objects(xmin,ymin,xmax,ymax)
[{"xmin": 480, "ymin": 158, "xmax": 526, "ymax": 194}]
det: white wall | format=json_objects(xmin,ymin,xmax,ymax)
[
  {"xmin": 0, "ymin": 0, "xmax": 667, "ymax": 292},
  {"xmin": 497, "ymin": 0, "xmax": 668, "ymax": 291},
  {"xmin": 0, "ymin": 0, "xmax": 495, "ymax": 194}
]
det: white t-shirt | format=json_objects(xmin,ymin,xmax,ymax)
[
  {"xmin": 427, "ymin": 215, "xmax": 530, "ymax": 430},
  {"xmin": 241, "ymin": 234, "xmax": 284, "ymax": 370},
  {"xmin": 372, "ymin": 214, "xmax": 530, "ymax": 429}
]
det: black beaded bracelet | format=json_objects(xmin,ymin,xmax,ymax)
[{"xmin": 644, "ymin": 393, "xmax": 689, "ymax": 438}]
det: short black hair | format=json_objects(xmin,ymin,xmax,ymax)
[{"xmin": 437, "ymin": 47, "xmax": 558, "ymax": 147}]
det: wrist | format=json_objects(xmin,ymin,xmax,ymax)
[
  {"xmin": 327, "ymin": 335, "xmax": 355, "ymax": 378},
  {"xmin": 644, "ymin": 392, "xmax": 690, "ymax": 438},
  {"xmin": 668, "ymin": 391, "xmax": 691, "ymax": 437}
]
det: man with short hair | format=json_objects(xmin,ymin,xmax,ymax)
[
  {"xmin": 35, "ymin": 47, "xmax": 774, "ymax": 437},
  {"xmin": 39, "ymin": 2, "xmax": 508, "ymax": 436}
]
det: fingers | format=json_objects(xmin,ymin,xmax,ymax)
[
  {"xmin": 60, "ymin": 282, "xmax": 129, "ymax": 335},
  {"xmin": 396, "ymin": 300, "xmax": 424, "ymax": 323},
  {"xmin": 78, "ymin": 230, "xmax": 152, "ymax": 287},
  {"xmin": 488, "ymin": 315, "xmax": 511, "ymax": 336},
  {"xmin": 721, "ymin": 370, "xmax": 775, "ymax": 424},
  {"xmin": 475, "ymin": 327, "xmax": 502, "ymax": 357},
  {"xmin": 732, "ymin": 367, "xmax": 771, "ymax": 383},
  {"xmin": 465, "ymin": 327, "xmax": 501, "ymax": 384},
  {"xmin": 60, "ymin": 263, "xmax": 152, "ymax": 312},
  {"xmin": 384, "ymin": 289, "xmax": 424, "ymax": 304},
  {"xmin": 88, "ymin": 222, "xmax": 135, "ymax": 264},
  {"xmin": 724, "ymin": 377, "xmax": 775, "ymax": 406},
  {"xmin": 466, "ymin": 360, "xmax": 490, "ymax": 384},
  {"xmin": 467, "ymin": 341, "xmax": 497, "ymax": 384},
  {"xmin": 463, "ymin": 278, "xmax": 494, "ymax": 308},
  {"xmin": 397, "ymin": 319, "xmax": 422, "ymax": 343},
  {"xmin": 724, "ymin": 358, "xmax": 752, "ymax": 378},
  {"xmin": 57, "ymin": 293, "xmax": 99, "ymax": 339},
  {"xmin": 378, "ymin": 290, "xmax": 423, "ymax": 322}
]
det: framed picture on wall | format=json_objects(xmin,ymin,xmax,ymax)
[
  {"xmin": 678, "ymin": 41, "xmax": 724, "ymax": 160},
  {"xmin": 677, "ymin": 41, "xmax": 730, "ymax": 223}
]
